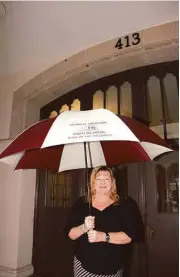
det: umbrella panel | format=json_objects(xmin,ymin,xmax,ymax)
[
  {"xmin": 16, "ymin": 145, "xmax": 63, "ymax": 172},
  {"xmin": 0, "ymin": 117, "xmax": 56, "ymax": 158},
  {"xmin": 15, "ymin": 141, "xmax": 151, "ymax": 172}
]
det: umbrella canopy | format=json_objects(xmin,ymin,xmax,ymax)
[{"xmin": 0, "ymin": 109, "xmax": 172, "ymax": 172}]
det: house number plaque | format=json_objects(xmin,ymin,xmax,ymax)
[{"xmin": 115, "ymin": 32, "xmax": 141, "ymax": 50}]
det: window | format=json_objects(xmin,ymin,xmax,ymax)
[
  {"xmin": 156, "ymin": 163, "xmax": 179, "ymax": 213},
  {"xmin": 93, "ymin": 90, "xmax": 104, "ymax": 109},
  {"xmin": 163, "ymin": 73, "xmax": 179, "ymax": 124},
  {"xmin": 147, "ymin": 73, "xmax": 179, "ymax": 128},
  {"xmin": 71, "ymin": 99, "xmax": 81, "ymax": 111},
  {"xmin": 106, "ymin": 86, "xmax": 118, "ymax": 114},
  {"xmin": 49, "ymin": 111, "xmax": 58, "ymax": 118},
  {"xmin": 59, "ymin": 104, "xmax": 69, "ymax": 113},
  {"xmin": 120, "ymin": 82, "xmax": 132, "ymax": 117},
  {"xmin": 45, "ymin": 171, "xmax": 73, "ymax": 208},
  {"xmin": 42, "ymin": 62, "xmax": 178, "ymax": 142},
  {"xmin": 147, "ymin": 76, "xmax": 162, "ymax": 127}
]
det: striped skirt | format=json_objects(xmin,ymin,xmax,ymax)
[{"xmin": 74, "ymin": 256, "xmax": 123, "ymax": 277}]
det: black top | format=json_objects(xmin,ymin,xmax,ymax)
[{"xmin": 65, "ymin": 196, "xmax": 143, "ymax": 275}]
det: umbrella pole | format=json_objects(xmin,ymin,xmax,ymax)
[{"xmin": 84, "ymin": 142, "xmax": 91, "ymax": 215}]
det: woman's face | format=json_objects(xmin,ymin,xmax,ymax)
[{"xmin": 93, "ymin": 170, "xmax": 113, "ymax": 196}]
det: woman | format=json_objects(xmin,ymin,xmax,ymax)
[{"xmin": 65, "ymin": 166, "xmax": 140, "ymax": 277}]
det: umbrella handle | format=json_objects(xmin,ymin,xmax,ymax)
[{"xmin": 83, "ymin": 142, "xmax": 92, "ymax": 215}]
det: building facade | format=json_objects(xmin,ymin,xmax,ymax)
[{"xmin": 0, "ymin": 2, "xmax": 178, "ymax": 277}]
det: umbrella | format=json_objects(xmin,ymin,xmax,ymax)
[
  {"xmin": 0, "ymin": 109, "xmax": 173, "ymax": 214},
  {"xmin": 0, "ymin": 109, "xmax": 172, "ymax": 172}
]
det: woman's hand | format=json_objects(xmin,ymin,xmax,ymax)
[
  {"xmin": 84, "ymin": 216, "xmax": 95, "ymax": 232},
  {"xmin": 88, "ymin": 230, "xmax": 105, "ymax": 243},
  {"xmin": 68, "ymin": 216, "xmax": 95, "ymax": 240}
]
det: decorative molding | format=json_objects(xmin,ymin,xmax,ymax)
[
  {"xmin": 144, "ymin": 38, "xmax": 178, "ymax": 51},
  {"xmin": 0, "ymin": 264, "xmax": 33, "ymax": 277},
  {"xmin": 0, "ymin": 138, "xmax": 14, "ymax": 142}
]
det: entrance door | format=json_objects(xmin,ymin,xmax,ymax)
[
  {"xmin": 145, "ymin": 151, "xmax": 179, "ymax": 277},
  {"xmin": 33, "ymin": 169, "xmax": 86, "ymax": 277}
]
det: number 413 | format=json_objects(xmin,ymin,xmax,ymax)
[{"xmin": 115, "ymin": 33, "xmax": 140, "ymax": 50}]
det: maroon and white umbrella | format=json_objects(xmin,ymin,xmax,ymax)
[{"xmin": 0, "ymin": 109, "xmax": 172, "ymax": 172}]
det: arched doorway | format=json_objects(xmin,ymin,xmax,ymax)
[{"xmin": 32, "ymin": 61, "xmax": 178, "ymax": 277}]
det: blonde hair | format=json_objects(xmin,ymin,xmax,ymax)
[{"xmin": 87, "ymin": 166, "xmax": 120, "ymax": 203}]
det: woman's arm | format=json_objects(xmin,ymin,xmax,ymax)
[
  {"xmin": 68, "ymin": 224, "xmax": 86, "ymax": 240},
  {"xmin": 108, "ymin": 231, "xmax": 131, "ymax": 244},
  {"xmin": 88, "ymin": 230, "xmax": 131, "ymax": 244}
]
